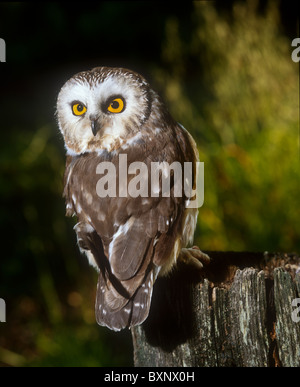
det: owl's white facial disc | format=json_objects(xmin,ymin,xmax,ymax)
[{"xmin": 57, "ymin": 67, "xmax": 152, "ymax": 155}]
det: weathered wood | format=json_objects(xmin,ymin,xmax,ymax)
[
  {"xmin": 132, "ymin": 252, "xmax": 300, "ymax": 367},
  {"xmin": 273, "ymin": 268, "xmax": 300, "ymax": 366},
  {"xmin": 227, "ymin": 269, "xmax": 269, "ymax": 366}
]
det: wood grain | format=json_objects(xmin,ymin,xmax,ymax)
[{"xmin": 132, "ymin": 252, "xmax": 300, "ymax": 367}]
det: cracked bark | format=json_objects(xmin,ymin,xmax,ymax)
[{"xmin": 131, "ymin": 252, "xmax": 300, "ymax": 367}]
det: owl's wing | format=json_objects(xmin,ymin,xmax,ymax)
[
  {"xmin": 64, "ymin": 122, "xmax": 198, "ymax": 331},
  {"xmin": 72, "ymin": 217, "xmax": 157, "ymax": 331},
  {"xmin": 95, "ymin": 241, "xmax": 157, "ymax": 331}
]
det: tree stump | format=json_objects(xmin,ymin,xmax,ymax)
[{"xmin": 131, "ymin": 252, "xmax": 300, "ymax": 367}]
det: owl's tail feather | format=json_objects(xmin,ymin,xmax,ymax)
[
  {"xmin": 75, "ymin": 222, "xmax": 156, "ymax": 331},
  {"xmin": 95, "ymin": 267, "xmax": 155, "ymax": 331}
]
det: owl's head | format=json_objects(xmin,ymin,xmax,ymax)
[{"xmin": 57, "ymin": 67, "xmax": 153, "ymax": 155}]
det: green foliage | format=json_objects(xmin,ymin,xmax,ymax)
[
  {"xmin": 153, "ymin": 1, "xmax": 299, "ymax": 251},
  {"xmin": 0, "ymin": 126, "xmax": 132, "ymax": 366}
]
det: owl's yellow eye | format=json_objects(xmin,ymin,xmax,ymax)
[
  {"xmin": 72, "ymin": 103, "xmax": 87, "ymax": 116},
  {"xmin": 107, "ymin": 98, "xmax": 125, "ymax": 114}
]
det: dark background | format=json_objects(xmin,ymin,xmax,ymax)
[{"xmin": 0, "ymin": 1, "xmax": 299, "ymax": 366}]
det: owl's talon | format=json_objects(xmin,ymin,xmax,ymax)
[{"xmin": 178, "ymin": 247, "xmax": 210, "ymax": 271}]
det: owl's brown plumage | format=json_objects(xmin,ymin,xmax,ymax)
[{"xmin": 57, "ymin": 67, "xmax": 203, "ymax": 331}]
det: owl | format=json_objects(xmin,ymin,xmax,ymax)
[{"xmin": 57, "ymin": 67, "xmax": 210, "ymax": 331}]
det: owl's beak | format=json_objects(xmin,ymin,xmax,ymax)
[{"xmin": 90, "ymin": 117, "xmax": 101, "ymax": 136}]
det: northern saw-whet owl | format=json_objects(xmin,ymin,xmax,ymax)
[{"xmin": 57, "ymin": 67, "xmax": 210, "ymax": 331}]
